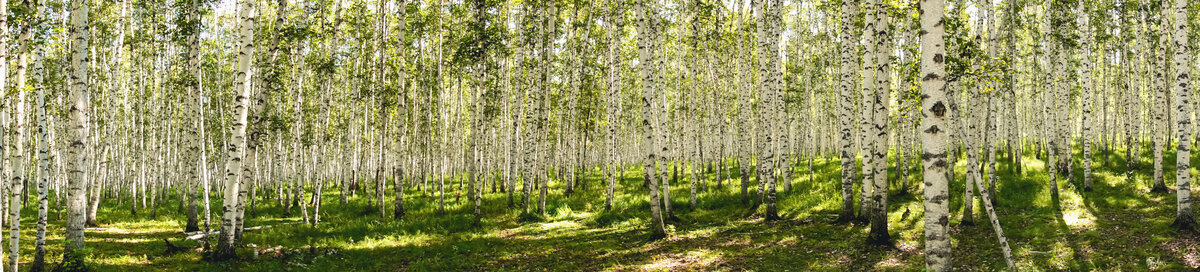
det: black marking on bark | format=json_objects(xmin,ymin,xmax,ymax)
[
  {"xmin": 924, "ymin": 124, "xmax": 942, "ymax": 134},
  {"xmin": 930, "ymin": 101, "xmax": 946, "ymax": 117},
  {"xmin": 932, "ymin": 159, "xmax": 948, "ymax": 169}
]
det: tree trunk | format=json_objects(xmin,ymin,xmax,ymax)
[
  {"xmin": 858, "ymin": 0, "xmax": 878, "ymax": 221},
  {"xmin": 9, "ymin": 0, "xmax": 36, "ymax": 265},
  {"xmin": 214, "ymin": 0, "xmax": 256, "ymax": 260},
  {"xmin": 756, "ymin": 0, "xmax": 782, "ymax": 221},
  {"xmin": 1080, "ymin": 3, "xmax": 1094, "ymax": 192},
  {"xmin": 182, "ymin": 0, "xmax": 204, "ymax": 234},
  {"xmin": 836, "ymin": 0, "xmax": 858, "ymax": 223},
  {"xmin": 63, "ymin": 0, "xmax": 90, "ymax": 266},
  {"xmin": 866, "ymin": 0, "xmax": 891, "ymax": 245},
  {"xmin": 604, "ymin": 0, "xmax": 621, "ymax": 211},
  {"xmin": 918, "ymin": 0, "xmax": 951, "ymax": 269},
  {"xmin": 32, "ymin": 39, "xmax": 49, "ymax": 272},
  {"xmin": 735, "ymin": 0, "xmax": 751, "ymax": 207},
  {"xmin": 1150, "ymin": 0, "xmax": 1170, "ymax": 193},
  {"xmin": 636, "ymin": 0, "xmax": 667, "ymax": 239},
  {"xmin": 1169, "ymin": 0, "xmax": 1194, "ymax": 230}
]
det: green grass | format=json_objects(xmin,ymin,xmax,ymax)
[{"xmin": 12, "ymin": 144, "xmax": 1200, "ymax": 271}]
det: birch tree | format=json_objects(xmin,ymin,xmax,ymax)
[
  {"xmin": 636, "ymin": 0, "xmax": 668, "ymax": 239},
  {"xmin": 1168, "ymin": 0, "xmax": 1194, "ymax": 230},
  {"xmin": 182, "ymin": 0, "xmax": 204, "ymax": 233},
  {"xmin": 9, "ymin": 0, "xmax": 41, "ymax": 266},
  {"xmin": 919, "ymin": 0, "xmax": 950, "ymax": 269},
  {"xmin": 63, "ymin": 0, "xmax": 91, "ymax": 265},
  {"xmin": 32, "ymin": 26, "xmax": 49, "ymax": 272},
  {"xmin": 836, "ymin": 0, "xmax": 858, "ymax": 223},
  {"xmin": 1080, "ymin": 0, "xmax": 1094, "ymax": 192},
  {"xmin": 1150, "ymin": 0, "xmax": 1169, "ymax": 193},
  {"xmin": 756, "ymin": 0, "xmax": 781, "ymax": 221},
  {"xmin": 866, "ymin": 0, "xmax": 892, "ymax": 245},
  {"xmin": 213, "ymin": 0, "xmax": 257, "ymax": 260}
]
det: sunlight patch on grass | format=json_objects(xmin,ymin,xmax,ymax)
[
  {"xmin": 875, "ymin": 256, "xmax": 904, "ymax": 268},
  {"xmin": 539, "ymin": 220, "xmax": 581, "ymax": 231},
  {"xmin": 342, "ymin": 233, "xmax": 435, "ymax": 250},
  {"xmin": 1061, "ymin": 206, "xmax": 1097, "ymax": 229},
  {"xmin": 1058, "ymin": 193, "xmax": 1098, "ymax": 230},
  {"xmin": 92, "ymin": 253, "xmax": 151, "ymax": 266},
  {"xmin": 640, "ymin": 248, "xmax": 723, "ymax": 271},
  {"xmin": 550, "ymin": 204, "xmax": 586, "ymax": 221},
  {"xmin": 776, "ymin": 235, "xmax": 801, "ymax": 247},
  {"xmin": 681, "ymin": 225, "xmax": 722, "ymax": 240},
  {"xmin": 1046, "ymin": 241, "xmax": 1074, "ymax": 270},
  {"xmin": 100, "ymin": 237, "xmax": 155, "ymax": 244},
  {"xmin": 99, "ymin": 220, "xmax": 182, "ymax": 235},
  {"xmin": 1093, "ymin": 171, "xmax": 1122, "ymax": 186}
]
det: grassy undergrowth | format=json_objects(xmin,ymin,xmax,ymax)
[{"xmin": 11, "ymin": 145, "xmax": 1200, "ymax": 271}]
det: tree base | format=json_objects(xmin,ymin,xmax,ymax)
[
  {"xmin": 1082, "ymin": 186, "xmax": 1093, "ymax": 192},
  {"xmin": 32, "ymin": 254, "xmax": 47, "ymax": 272},
  {"xmin": 1150, "ymin": 185, "xmax": 1170, "ymax": 194},
  {"xmin": 648, "ymin": 231, "xmax": 668, "ymax": 241},
  {"xmin": 834, "ymin": 211, "xmax": 855, "ymax": 224},
  {"xmin": 960, "ymin": 218, "xmax": 975, "ymax": 227},
  {"xmin": 204, "ymin": 248, "xmax": 237, "ymax": 262},
  {"xmin": 204, "ymin": 238, "xmax": 240, "ymax": 262},
  {"xmin": 1172, "ymin": 216, "xmax": 1198, "ymax": 232},
  {"xmin": 866, "ymin": 232, "xmax": 894, "ymax": 247}
]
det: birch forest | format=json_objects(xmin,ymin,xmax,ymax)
[{"xmin": 0, "ymin": 0, "xmax": 1191, "ymax": 270}]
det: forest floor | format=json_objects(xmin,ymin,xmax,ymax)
[{"xmin": 11, "ymin": 147, "xmax": 1200, "ymax": 271}]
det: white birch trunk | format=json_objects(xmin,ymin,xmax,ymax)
[
  {"xmin": 636, "ymin": 0, "xmax": 667, "ymax": 239},
  {"xmin": 836, "ymin": 0, "xmax": 858, "ymax": 222},
  {"xmin": 918, "ymin": 0, "xmax": 951, "ymax": 269},
  {"xmin": 1169, "ymin": 0, "xmax": 1194, "ymax": 229},
  {"xmin": 214, "ymin": 0, "xmax": 256, "ymax": 259},
  {"xmin": 63, "ymin": 0, "xmax": 90, "ymax": 265}
]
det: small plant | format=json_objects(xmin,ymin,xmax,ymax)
[{"xmin": 53, "ymin": 243, "xmax": 91, "ymax": 272}]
